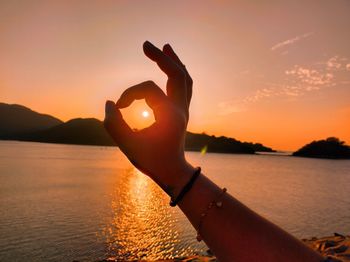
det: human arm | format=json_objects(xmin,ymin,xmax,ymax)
[
  {"xmin": 177, "ymin": 171, "xmax": 323, "ymax": 261},
  {"xmin": 104, "ymin": 41, "xmax": 324, "ymax": 262}
]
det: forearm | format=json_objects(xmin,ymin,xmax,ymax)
[{"xmin": 168, "ymin": 166, "xmax": 324, "ymax": 262}]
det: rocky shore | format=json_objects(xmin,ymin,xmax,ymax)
[
  {"xmin": 98, "ymin": 233, "xmax": 350, "ymax": 262},
  {"xmin": 303, "ymin": 233, "xmax": 350, "ymax": 262}
]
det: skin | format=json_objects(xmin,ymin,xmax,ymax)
[{"xmin": 104, "ymin": 41, "xmax": 324, "ymax": 262}]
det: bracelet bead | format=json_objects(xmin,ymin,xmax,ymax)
[{"xmin": 196, "ymin": 187, "xmax": 227, "ymax": 242}]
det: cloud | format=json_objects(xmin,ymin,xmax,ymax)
[
  {"xmin": 278, "ymin": 55, "xmax": 350, "ymax": 96},
  {"xmin": 282, "ymin": 85, "xmax": 304, "ymax": 96},
  {"xmin": 271, "ymin": 32, "xmax": 314, "ymax": 51},
  {"xmin": 327, "ymin": 56, "xmax": 342, "ymax": 70},
  {"xmin": 218, "ymin": 101, "xmax": 246, "ymax": 115},
  {"xmin": 243, "ymin": 87, "xmax": 275, "ymax": 103},
  {"xmin": 219, "ymin": 55, "xmax": 350, "ymax": 115},
  {"xmin": 285, "ymin": 66, "xmax": 334, "ymax": 86},
  {"xmin": 323, "ymin": 55, "xmax": 350, "ymax": 71},
  {"xmin": 258, "ymin": 56, "xmax": 348, "ymax": 99}
]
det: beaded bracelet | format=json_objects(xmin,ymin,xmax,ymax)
[{"xmin": 196, "ymin": 187, "xmax": 227, "ymax": 242}]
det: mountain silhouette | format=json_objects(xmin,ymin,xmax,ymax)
[
  {"xmin": 185, "ymin": 132, "xmax": 274, "ymax": 154},
  {"xmin": 0, "ymin": 102, "xmax": 275, "ymax": 154},
  {"xmin": 19, "ymin": 118, "xmax": 115, "ymax": 146},
  {"xmin": 0, "ymin": 103, "xmax": 62, "ymax": 138}
]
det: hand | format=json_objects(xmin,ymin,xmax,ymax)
[{"xmin": 104, "ymin": 41, "xmax": 195, "ymax": 197}]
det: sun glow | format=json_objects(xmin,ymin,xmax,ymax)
[
  {"xmin": 120, "ymin": 100, "xmax": 155, "ymax": 130},
  {"xmin": 142, "ymin": 110, "xmax": 150, "ymax": 118}
]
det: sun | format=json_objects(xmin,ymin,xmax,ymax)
[{"xmin": 142, "ymin": 110, "xmax": 150, "ymax": 118}]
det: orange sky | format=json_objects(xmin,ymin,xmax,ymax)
[{"xmin": 1, "ymin": 1, "xmax": 349, "ymax": 151}]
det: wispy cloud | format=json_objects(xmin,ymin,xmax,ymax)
[
  {"xmin": 285, "ymin": 66, "xmax": 334, "ymax": 86},
  {"xmin": 264, "ymin": 55, "xmax": 348, "ymax": 98},
  {"xmin": 327, "ymin": 56, "xmax": 342, "ymax": 69},
  {"xmin": 219, "ymin": 55, "xmax": 350, "ymax": 115},
  {"xmin": 243, "ymin": 87, "xmax": 275, "ymax": 103},
  {"xmin": 218, "ymin": 101, "xmax": 246, "ymax": 115},
  {"xmin": 271, "ymin": 32, "xmax": 314, "ymax": 51}
]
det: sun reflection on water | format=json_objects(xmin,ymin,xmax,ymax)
[{"xmin": 101, "ymin": 168, "xmax": 186, "ymax": 260}]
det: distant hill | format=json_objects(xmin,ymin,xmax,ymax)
[
  {"xmin": 1, "ymin": 102, "xmax": 276, "ymax": 154},
  {"xmin": 185, "ymin": 132, "xmax": 274, "ymax": 154},
  {"xmin": 18, "ymin": 119, "xmax": 273, "ymax": 153},
  {"xmin": 19, "ymin": 118, "xmax": 115, "ymax": 146},
  {"xmin": 293, "ymin": 137, "xmax": 350, "ymax": 159},
  {"xmin": 0, "ymin": 103, "xmax": 63, "ymax": 138}
]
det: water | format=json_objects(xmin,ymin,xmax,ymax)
[{"xmin": 0, "ymin": 141, "xmax": 349, "ymax": 261}]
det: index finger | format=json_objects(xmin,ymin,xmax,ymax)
[{"xmin": 116, "ymin": 81, "xmax": 168, "ymax": 122}]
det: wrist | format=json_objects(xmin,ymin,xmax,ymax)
[{"xmin": 154, "ymin": 160, "xmax": 197, "ymax": 199}]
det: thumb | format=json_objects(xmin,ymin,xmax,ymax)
[{"xmin": 104, "ymin": 100, "xmax": 133, "ymax": 147}]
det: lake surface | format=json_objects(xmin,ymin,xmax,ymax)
[{"xmin": 0, "ymin": 141, "xmax": 349, "ymax": 261}]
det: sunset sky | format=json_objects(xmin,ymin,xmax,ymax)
[{"xmin": 1, "ymin": 1, "xmax": 349, "ymax": 150}]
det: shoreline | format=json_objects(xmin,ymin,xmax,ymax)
[{"xmin": 98, "ymin": 234, "xmax": 350, "ymax": 262}]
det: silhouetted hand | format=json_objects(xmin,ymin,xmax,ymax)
[{"xmin": 104, "ymin": 41, "xmax": 195, "ymax": 196}]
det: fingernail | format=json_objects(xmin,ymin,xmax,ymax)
[
  {"xmin": 144, "ymin": 40, "xmax": 152, "ymax": 48},
  {"xmin": 163, "ymin": 43, "xmax": 170, "ymax": 52},
  {"xmin": 143, "ymin": 40, "xmax": 157, "ymax": 50}
]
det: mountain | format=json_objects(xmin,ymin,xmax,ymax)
[
  {"xmin": 185, "ymin": 132, "xmax": 274, "ymax": 154},
  {"xmin": 18, "ymin": 119, "xmax": 273, "ymax": 153},
  {"xmin": 0, "ymin": 102, "xmax": 276, "ymax": 153},
  {"xmin": 19, "ymin": 118, "xmax": 115, "ymax": 146},
  {"xmin": 293, "ymin": 137, "xmax": 350, "ymax": 159},
  {"xmin": 0, "ymin": 103, "xmax": 63, "ymax": 138}
]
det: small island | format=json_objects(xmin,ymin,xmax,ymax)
[{"xmin": 293, "ymin": 137, "xmax": 350, "ymax": 159}]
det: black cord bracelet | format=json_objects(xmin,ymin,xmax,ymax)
[{"xmin": 170, "ymin": 167, "xmax": 201, "ymax": 207}]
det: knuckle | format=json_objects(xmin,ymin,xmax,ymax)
[
  {"xmin": 178, "ymin": 71, "xmax": 187, "ymax": 80},
  {"xmin": 172, "ymin": 67, "xmax": 186, "ymax": 79},
  {"xmin": 103, "ymin": 118, "xmax": 112, "ymax": 131},
  {"xmin": 170, "ymin": 109, "xmax": 187, "ymax": 129},
  {"xmin": 120, "ymin": 89, "xmax": 129, "ymax": 98},
  {"xmin": 143, "ymin": 80, "xmax": 159, "ymax": 93},
  {"xmin": 144, "ymin": 80, "xmax": 156, "ymax": 87},
  {"xmin": 187, "ymin": 75, "xmax": 193, "ymax": 85}
]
